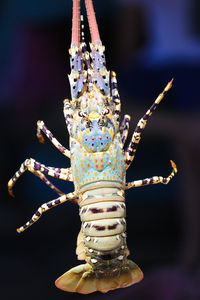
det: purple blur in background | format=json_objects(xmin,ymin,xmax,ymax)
[{"xmin": 1, "ymin": 0, "xmax": 200, "ymax": 299}]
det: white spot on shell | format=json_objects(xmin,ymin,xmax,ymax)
[
  {"xmin": 86, "ymin": 236, "xmax": 91, "ymax": 242},
  {"xmin": 94, "ymin": 238, "xmax": 98, "ymax": 243},
  {"xmin": 83, "ymin": 222, "xmax": 88, "ymax": 228},
  {"xmin": 82, "ymin": 193, "xmax": 88, "ymax": 201},
  {"xmin": 116, "ymin": 235, "xmax": 120, "ymax": 240},
  {"xmin": 118, "ymin": 255, "xmax": 124, "ymax": 260},
  {"xmin": 91, "ymin": 258, "xmax": 97, "ymax": 264},
  {"xmin": 89, "ymin": 249, "xmax": 93, "ymax": 253},
  {"xmin": 90, "ymin": 221, "xmax": 95, "ymax": 228},
  {"xmin": 117, "ymin": 190, "xmax": 123, "ymax": 196}
]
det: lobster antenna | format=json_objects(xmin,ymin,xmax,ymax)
[
  {"xmin": 71, "ymin": 0, "xmax": 80, "ymax": 46},
  {"xmin": 85, "ymin": 0, "xmax": 101, "ymax": 44}
]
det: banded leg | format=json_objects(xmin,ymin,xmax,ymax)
[
  {"xmin": 37, "ymin": 121, "xmax": 71, "ymax": 158},
  {"xmin": 17, "ymin": 192, "xmax": 78, "ymax": 233},
  {"xmin": 8, "ymin": 158, "xmax": 73, "ymax": 197},
  {"xmin": 125, "ymin": 160, "xmax": 177, "ymax": 190},
  {"xmin": 120, "ymin": 115, "xmax": 131, "ymax": 146},
  {"xmin": 125, "ymin": 79, "xmax": 173, "ymax": 169},
  {"xmin": 63, "ymin": 99, "xmax": 75, "ymax": 135},
  {"xmin": 111, "ymin": 71, "xmax": 121, "ymax": 123}
]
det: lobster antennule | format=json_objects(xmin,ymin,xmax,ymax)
[
  {"xmin": 85, "ymin": 0, "xmax": 101, "ymax": 44},
  {"xmin": 72, "ymin": 0, "xmax": 80, "ymax": 46}
]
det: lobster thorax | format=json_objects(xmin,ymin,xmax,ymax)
[{"xmin": 70, "ymin": 87, "xmax": 117, "ymax": 153}]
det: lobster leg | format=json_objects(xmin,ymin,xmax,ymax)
[
  {"xmin": 8, "ymin": 158, "xmax": 73, "ymax": 197},
  {"xmin": 16, "ymin": 192, "xmax": 78, "ymax": 233},
  {"xmin": 124, "ymin": 79, "xmax": 174, "ymax": 169},
  {"xmin": 125, "ymin": 160, "xmax": 177, "ymax": 190},
  {"xmin": 37, "ymin": 121, "xmax": 71, "ymax": 158},
  {"xmin": 111, "ymin": 71, "xmax": 121, "ymax": 124},
  {"xmin": 120, "ymin": 115, "xmax": 131, "ymax": 146}
]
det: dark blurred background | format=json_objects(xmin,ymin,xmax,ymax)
[{"xmin": 1, "ymin": 0, "xmax": 200, "ymax": 299}]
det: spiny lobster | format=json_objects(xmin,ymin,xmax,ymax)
[{"xmin": 8, "ymin": 0, "xmax": 177, "ymax": 294}]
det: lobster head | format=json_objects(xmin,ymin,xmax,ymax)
[{"xmin": 64, "ymin": 1, "xmax": 121, "ymax": 153}]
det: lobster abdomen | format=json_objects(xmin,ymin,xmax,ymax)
[
  {"xmin": 55, "ymin": 184, "xmax": 143, "ymax": 293},
  {"xmin": 80, "ymin": 186, "xmax": 126, "ymax": 252}
]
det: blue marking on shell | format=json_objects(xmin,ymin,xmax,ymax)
[
  {"xmin": 93, "ymin": 72, "xmax": 110, "ymax": 96},
  {"xmin": 91, "ymin": 46, "xmax": 105, "ymax": 71},
  {"xmin": 81, "ymin": 121, "xmax": 113, "ymax": 152},
  {"xmin": 70, "ymin": 49, "xmax": 83, "ymax": 73},
  {"xmin": 70, "ymin": 137, "xmax": 126, "ymax": 191}
]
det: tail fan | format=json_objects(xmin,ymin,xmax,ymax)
[{"xmin": 55, "ymin": 260, "xmax": 143, "ymax": 294}]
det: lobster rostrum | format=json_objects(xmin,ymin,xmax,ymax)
[{"xmin": 8, "ymin": 0, "xmax": 177, "ymax": 294}]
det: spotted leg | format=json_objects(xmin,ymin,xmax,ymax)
[
  {"xmin": 125, "ymin": 160, "xmax": 177, "ymax": 190},
  {"xmin": 8, "ymin": 158, "xmax": 73, "ymax": 197},
  {"xmin": 124, "ymin": 79, "xmax": 173, "ymax": 169},
  {"xmin": 17, "ymin": 192, "xmax": 78, "ymax": 233},
  {"xmin": 120, "ymin": 115, "xmax": 131, "ymax": 146},
  {"xmin": 37, "ymin": 120, "xmax": 71, "ymax": 158}
]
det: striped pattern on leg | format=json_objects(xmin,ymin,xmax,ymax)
[
  {"xmin": 63, "ymin": 99, "xmax": 74, "ymax": 131},
  {"xmin": 17, "ymin": 192, "xmax": 78, "ymax": 233},
  {"xmin": 37, "ymin": 120, "xmax": 71, "ymax": 158},
  {"xmin": 125, "ymin": 160, "xmax": 177, "ymax": 190},
  {"xmin": 26, "ymin": 159, "xmax": 73, "ymax": 181},
  {"xmin": 8, "ymin": 158, "xmax": 73, "ymax": 197},
  {"xmin": 8, "ymin": 160, "xmax": 28, "ymax": 197},
  {"xmin": 111, "ymin": 71, "xmax": 121, "ymax": 122},
  {"xmin": 120, "ymin": 115, "xmax": 131, "ymax": 146},
  {"xmin": 125, "ymin": 79, "xmax": 173, "ymax": 169}
]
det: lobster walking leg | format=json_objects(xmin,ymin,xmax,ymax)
[
  {"xmin": 8, "ymin": 158, "xmax": 72, "ymax": 196},
  {"xmin": 37, "ymin": 120, "xmax": 71, "ymax": 158},
  {"xmin": 125, "ymin": 160, "xmax": 177, "ymax": 190},
  {"xmin": 111, "ymin": 71, "xmax": 121, "ymax": 122},
  {"xmin": 125, "ymin": 79, "xmax": 174, "ymax": 169},
  {"xmin": 120, "ymin": 115, "xmax": 131, "ymax": 146},
  {"xmin": 17, "ymin": 192, "xmax": 77, "ymax": 233}
]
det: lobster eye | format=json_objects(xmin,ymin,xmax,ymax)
[{"xmin": 102, "ymin": 108, "xmax": 110, "ymax": 116}]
